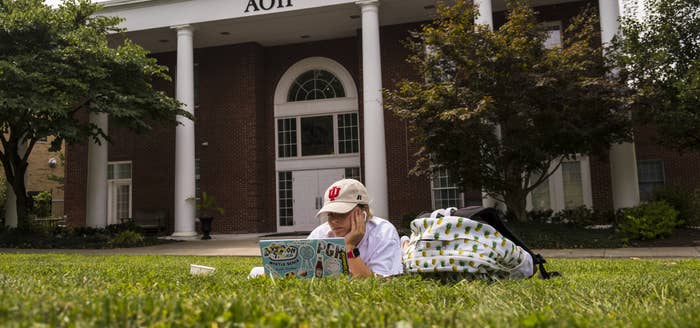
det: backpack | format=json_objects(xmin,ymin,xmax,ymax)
[{"xmin": 402, "ymin": 206, "xmax": 560, "ymax": 281}]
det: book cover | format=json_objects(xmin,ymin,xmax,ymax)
[{"xmin": 260, "ymin": 238, "xmax": 350, "ymax": 278}]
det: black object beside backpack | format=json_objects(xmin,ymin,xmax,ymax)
[{"xmin": 413, "ymin": 206, "xmax": 561, "ymax": 279}]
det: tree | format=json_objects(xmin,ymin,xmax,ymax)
[
  {"xmin": 0, "ymin": 0, "xmax": 187, "ymax": 227},
  {"xmin": 384, "ymin": 0, "xmax": 631, "ymax": 221},
  {"xmin": 609, "ymin": 0, "xmax": 700, "ymax": 152}
]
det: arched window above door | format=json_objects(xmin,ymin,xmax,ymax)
[
  {"xmin": 274, "ymin": 57, "xmax": 357, "ymax": 111},
  {"xmin": 288, "ymin": 70, "xmax": 346, "ymax": 102}
]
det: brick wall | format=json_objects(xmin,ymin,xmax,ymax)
[
  {"xmin": 589, "ymin": 155, "xmax": 613, "ymax": 210},
  {"xmin": 194, "ymin": 43, "xmax": 267, "ymax": 233},
  {"xmin": 635, "ymin": 126, "xmax": 700, "ymax": 190},
  {"xmin": 379, "ymin": 23, "xmax": 433, "ymax": 224},
  {"xmin": 25, "ymin": 138, "xmax": 65, "ymax": 217},
  {"xmin": 64, "ymin": 109, "xmax": 89, "ymax": 227}
]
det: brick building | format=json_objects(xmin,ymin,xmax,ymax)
[
  {"xmin": 2, "ymin": 137, "xmax": 65, "ymax": 223},
  {"xmin": 64, "ymin": 0, "xmax": 700, "ymax": 235}
]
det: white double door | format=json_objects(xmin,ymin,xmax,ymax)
[
  {"xmin": 289, "ymin": 169, "xmax": 345, "ymax": 232},
  {"xmin": 107, "ymin": 180, "xmax": 132, "ymax": 226}
]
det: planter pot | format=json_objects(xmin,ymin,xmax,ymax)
[{"xmin": 199, "ymin": 216, "xmax": 214, "ymax": 240}]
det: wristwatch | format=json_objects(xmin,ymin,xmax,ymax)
[{"xmin": 347, "ymin": 247, "xmax": 360, "ymax": 259}]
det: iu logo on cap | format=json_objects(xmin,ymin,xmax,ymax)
[{"xmin": 328, "ymin": 186, "xmax": 341, "ymax": 201}]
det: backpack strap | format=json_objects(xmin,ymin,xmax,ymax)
[{"xmin": 452, "ymin": 206, "xmax": 561, "ymax": 279}]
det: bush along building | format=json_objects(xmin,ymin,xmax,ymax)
[{"xmin": 64, "ymin": 0, "xmax": 700, "ymax": 235}]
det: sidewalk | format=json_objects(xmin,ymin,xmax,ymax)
[{"xmin": 1, "ymin": 233, "xmax": 699, "ymax": 258}]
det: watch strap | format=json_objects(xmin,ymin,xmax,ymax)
[{"xmin": 347, "ymin": 247, "xmax": 360, "ymax": 259}]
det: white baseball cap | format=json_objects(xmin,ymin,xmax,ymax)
[{"xmin": 316, "ymin": 179, "xmax": 370, "ymax": 219}]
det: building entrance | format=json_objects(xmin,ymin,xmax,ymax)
[{"xmin": 288, "ymin": 169, "xmax": 345, "ymax": 232}]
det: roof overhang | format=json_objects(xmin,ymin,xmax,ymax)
[{"xmin": 100, "ymin": 0, "xmax": 587, "ymax": 53}]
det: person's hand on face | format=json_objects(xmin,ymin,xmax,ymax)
[{"xmin": 328, "ymin": 207, "xmax": 365, "ymax": 248}]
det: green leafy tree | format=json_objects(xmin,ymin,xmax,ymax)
[
  {"xmin": 0, "ymin": 0, "xmax": 188, "ymax": 227},
  {"xmin": 609, "ymin": 0, "xmax": 700, "ymax": 152},
  {"xmin": 385, "ymin": 0, "xmax": 631, "ymax": 221}
]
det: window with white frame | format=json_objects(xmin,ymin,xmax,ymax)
[
  {"xmin": 278, "ymin": 171, "xmax": 293, "ymax": 226},
  {"xmin": 431, "ymin": 168, "xmax": 463, "ymax": 209},
  {"xmin": 276, "ymin": 112, "xmax": 359, "ymax": 159},
  {"xmin": 301, "ymin": 115, "xmax": 334, "ymax": 156},
  {"xmin": 530, "ymin": 175, "xmax": 551, "ymax": 211},
  {"xmin": 277, "ymin": 118, "xmax": 298, "ymax": 158},
  {"xmin": 338, "ymin": 113, "xmax": 360, "ymax": 154},
  {"xmin": 638, "ymin": 160, "xmax": 665, "ymax": 202},
  {"xmin": 527, "ymin": 157, "xmax": 592, "ymax": 213},
  {"xmin": 108, "ymin": 161, "xmax": 132, "ymax": 224},
  {"xmin": 287, "ymin": 70, "xmax": 346, "ymax": 102},
  {"xmin": 562, "ymin": 161, "xmax": 584, "ymax": 208},
  {"xmin": 345, "ymin": 167, "xmax": 361, "ymax": 182},
  {"xmin": 540, "ymin": 21, "xmax": 562, "ymax": 49},
  {"xmin": 195, "ymin": 158, "xmax": 201, "ymax": 216}
]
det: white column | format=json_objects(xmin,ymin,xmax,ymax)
[
  {"xmin": 600, "ymin": 0, "xmax": 640, "ymax": 209},
  {"xmin": 4, "ymin": 139, "xmax": 27, "ymax": 227},
  {"xmin": 172, "ymin": 25, "xmax": 197, "ymax": 237},
  {"xmin": 86, "ymin": 112, "xmax": 109, "ymax": 228},
  {"xmin": 475, "ymin": 0, "xmax": 494, "ymax": 28},
  {"xmin": 356, "ymin": 0, "xmax": 389, "ymax": 219},
  {"xmin": 474, "ymin": 0, "xmax": 502, "ymax": 209},
  {"xmin": 5, "ymin": 188, "xmax": 17, "ymax": 227}
]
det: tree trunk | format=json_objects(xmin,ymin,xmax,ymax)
[
  {"xmin": 13, "ymin": 180, "xmax": 29, "ymax": 228},
  {"xmin": 503, "ymin": 191, "xmax": 528, "ymax": 222},
  {"xmin": 11, "ymin": 161, "xmax": 30, "ymax": 228},
  {"xmin": 1, "ymin": 138, "xmax": 31, "ymax": 228}
]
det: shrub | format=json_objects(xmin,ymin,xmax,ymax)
[
  {"xmin": 13, "ymin": 223, "xmax": 51, "ymax": 236},
  {"xmin": 617, "ymin": 201, "xmax": 679, "ymax": 241},
  {"xmin": 548, "ymin": 206, "xmax": 614, "ymax": 227},
  {"xmin": 30, "ymin": 191, "xmax": 52, "ymax": 218},
  {"xmin": 108, "ymin": 230, "xmax": 144, "ymax": 248},
  {"xmin": 105, "ymin": 222, "xmax": 142, "ymax": 235},
  {"xmin": 651, "ymin": 185, "xmax": 700, "ymax": 228},
  {"xmin": 71, "ymin": 226, "xmax": 108, "ymax": 237},
  {"xmin": 526, "ymin": 209, "xmax": 553, "ymax": 224}
]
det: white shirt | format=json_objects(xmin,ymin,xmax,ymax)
[{"xmin": 307, "ymin": 216, "xmax": 403, "ymax": 277}]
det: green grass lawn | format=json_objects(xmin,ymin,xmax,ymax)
[{"xmin": 0, "ymin": 255, "xmax": 698, "ymax": 327}]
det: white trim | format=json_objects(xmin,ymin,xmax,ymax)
[
  {"xmin": 526, "ymin": 155, "xmax": 593, "ymax": 213},
  {"xmin": 275, "ymin": 112, "xmax": 361, "ymax": 159},
  {"xmin": 107, "ymin": 180, "xmax": 133, "ymax": 225},
  {"xmin": 275, "ymin": 98, "xmax": 358, "ymax": 117},
  {"xmin": 276, "ymin": 156, "xmax": 361, "ymax": 172},
  {"xmin": 274, "ymin": 57, "xmax": 360, "ymax": 232},
  {"xmin": 274, "ymin": 57, "xmax": 358, "ymax": 108},
  {"xmin": 108, "ymin": 161, "xmax": 133, "ymax": 179},
  {"xmin": 429, "ymin": 170, "xmax": 465, "ymax": 210},
  {"xmin": 540, "ymin": 21, "xmax": 563, "ymax": 49},
  {"xmin": 107, "ymin": 161, "xmax": 133, "ymax": 225},
  {"xmin": 102, "ymin": 0, "xmax": 161, "ymax": 8},
  {"xmin": 108, "ymin": 160, "xmax": 133, "ymax": 165}
]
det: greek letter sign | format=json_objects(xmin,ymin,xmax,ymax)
[{"xmin": 244, "ymin": 0, "xmax": 293, "ymax": 13}]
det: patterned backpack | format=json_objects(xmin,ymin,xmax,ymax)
[{"xmin": 402, "ymin": 206, "xmax": 559, "ymax": 281}]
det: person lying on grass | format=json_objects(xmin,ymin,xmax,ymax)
[{"xmin": 250, "ymin": 179, "xmax": 403, "ymax": 278}]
